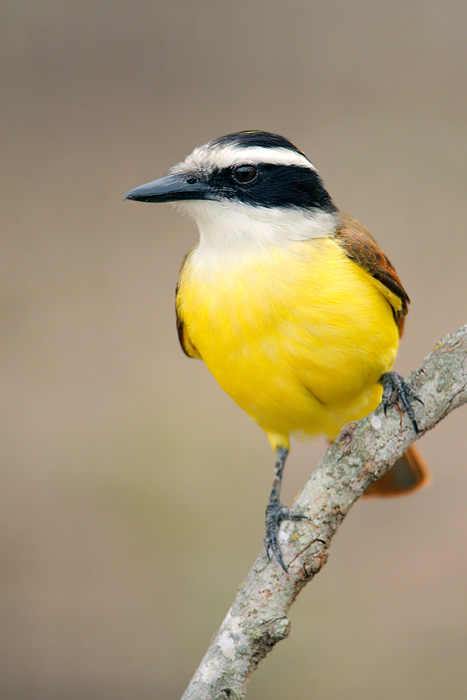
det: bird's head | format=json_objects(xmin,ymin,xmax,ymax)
[{"xmin": 124, "ymin": 131, "xmax": 340, "ymax": 250}]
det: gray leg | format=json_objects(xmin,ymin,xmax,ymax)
[{"xmin": 264, "ymin": 447, "xmax": 308, "ymax": 572}]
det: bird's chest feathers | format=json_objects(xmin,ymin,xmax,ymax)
[
  {"xmin": 180, "ymin": 245, "xmax": 311, "ymax": 341},
  {"xmin": 178, "ymin": 238, "xmax": 391, "ymax": 359},
  {"xmin": 177, "ymin": 238, "xmax": 398, "ymax": 427},
  {"xmin": 190, "ymin": 262, "xmax": 281, "ymax": 335}
]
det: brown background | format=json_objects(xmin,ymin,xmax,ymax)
[{"xmin": 2, "ymin": 1, "xmax": 466, "ymax": 698}]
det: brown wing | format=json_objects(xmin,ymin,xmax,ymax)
[
  {"xmin": 335, "ymin": 213, "xmax": 410, "ymax": 336},
  {"xmin": 175, "ymin": 253, "xmax": 202, "ymax": 359}
]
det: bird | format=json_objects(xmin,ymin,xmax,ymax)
[{"xmin": 124, "ymin": 130, "xmax": 429, "ymax": 571}]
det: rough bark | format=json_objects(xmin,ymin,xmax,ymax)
[{"xmin": 181, "ymin": 325, "xmax": 467, "ymax": 700}]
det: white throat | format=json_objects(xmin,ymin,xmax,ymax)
[{"xmin": 175, "ymin": 200, "xmax": 340, "ymax": 256}]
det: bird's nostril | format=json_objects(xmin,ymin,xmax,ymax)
[{"xmin": 187, "ymin": 177, "xmax": 198, "ymax": 185}]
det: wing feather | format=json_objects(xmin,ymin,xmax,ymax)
[
  {"xmin": 335, "ymin": 213, "xmax": 409, "ymax": 336},
  {"xmin": 175, "ymin": 253, "xmax": 202, "ymax": 359}
]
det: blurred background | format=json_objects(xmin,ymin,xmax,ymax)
[{"xmin": 2, "ymin": 1, "xmax": 466, "ymax": 698}]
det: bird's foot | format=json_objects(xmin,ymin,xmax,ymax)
[
  {"xmin": 380, "ymin": 371, "xmax": 423, "ymax": 434},
  {"xmin": 265, "ymin": 499, "xmax": 309, "ymax": 572}
]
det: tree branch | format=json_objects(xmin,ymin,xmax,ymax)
[{"xmin": 181, "ymin": 325, "xmax": 467, "ymax": 700}]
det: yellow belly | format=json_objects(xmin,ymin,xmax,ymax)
[{"xmin": 176, "ymin": 237, "xmax": 399, "ymax": 450}]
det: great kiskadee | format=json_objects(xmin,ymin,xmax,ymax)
[{"xmin": 124, "ymin": 131, "xmax": 429, "ymax": 571}]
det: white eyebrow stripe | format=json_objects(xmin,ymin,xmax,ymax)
[{"xmin": 185, "ymin": 143, "xmax": 316, "ymax": 171}]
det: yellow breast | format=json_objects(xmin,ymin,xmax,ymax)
[{"xmin": 176, "ymin": 237, "xmax": 399, "ymax": 448}]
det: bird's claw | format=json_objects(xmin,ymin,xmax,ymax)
[
  {"xmin": 265, "ymin": 500, "xmax": 309, "ymax": 572},
  {"xmin": 380, "ymin": 371, "xmax": 423, "ymax": 434}
]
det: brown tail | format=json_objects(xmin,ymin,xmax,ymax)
[{"xmin": 363, "ymin": 444, "xmax": 431, "ymax": 498}]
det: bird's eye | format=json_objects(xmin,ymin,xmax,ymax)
[{"xmin": 232, "ymin": 165, "xmax": 258, "ymax": 184}]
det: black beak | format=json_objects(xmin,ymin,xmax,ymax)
[{"xmin": 123, "ymin": 173, "xmax": 212, "ymax": 203}]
